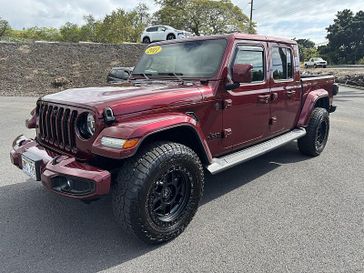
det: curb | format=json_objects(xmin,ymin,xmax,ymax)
[{"xmin": 337, "ymin": 83, "xmax": 364, "ymax": 90}]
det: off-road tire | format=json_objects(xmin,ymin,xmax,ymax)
[
  {"xmin": 167, "ymin": 34, "xmax": 176, "ymax": 40},
  {"xmin": 112, "ymin": 142, "xmax": 204, "ymax": 244},
  {"xmin": 298, "ymin": 107, "xmax": 330, "ymax": 156}
]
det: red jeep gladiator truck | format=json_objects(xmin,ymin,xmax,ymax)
[{"xmin": 10, "ymin": 34, "xmax": 338, "ymax": 244}]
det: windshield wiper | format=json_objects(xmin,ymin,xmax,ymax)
[
  {"xmin": 131, "ymin": 73, "xmax": 152, "ymax": 80},
  {"xmin": 157, "ymin": 72, "xmax": 184, "ymax": 82}
]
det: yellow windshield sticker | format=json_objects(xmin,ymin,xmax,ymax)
[{"xmin": 145, "ymin": 46, "xmax": 162, "ymax": 55}]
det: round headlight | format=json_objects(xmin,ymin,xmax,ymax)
[
  {"xmin": 77, "ymin": 112, "xmax": 96, "ymax": 139},
  {"xmin": 86, "ymin": 113, "xmax": 95, "ymax": 136}
]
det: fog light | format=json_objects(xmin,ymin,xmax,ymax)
[{"xmin": 51, "ymin": 176, "xmax": 95, "ymax": 195}]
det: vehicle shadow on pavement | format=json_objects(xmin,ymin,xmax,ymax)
[
  {"xmin": 0, "ymin": 142, "xmax": 309, "ymax": 273},
  {"xmin": 201, "ymin": 142, "xmax": 310, "ymax": 205}
]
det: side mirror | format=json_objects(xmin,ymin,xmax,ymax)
[
  {"xmin": 226, "ymin": 64, "xmax": 253, "ymax": 90},
  {"xmin": 232, "ymin": 64, "xmax": 253, "ymax": 83}
]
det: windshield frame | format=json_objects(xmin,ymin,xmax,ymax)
[{"xmin": 131, "ymin": 37, "xmax": 228, "ymax": 81}]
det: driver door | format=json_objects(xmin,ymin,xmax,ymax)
[{"xmin": 222, "ymin": 42, "xmax": 271, "ymax": 151}]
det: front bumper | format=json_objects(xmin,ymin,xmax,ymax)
[{"xmin": 10, "ymin": 135, "xmax": 111, "ymax": 200}]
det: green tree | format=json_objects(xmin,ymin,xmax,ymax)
[
  {"xmin": 10, "ymin": 27, "xmax": 61, "ymax": 41},
  {"xmin": 60, "ymin": 22, "xmax": 82, "ymax": 42},
  {"xmin": 95, "ymin": 4, "xmax": 150, "ymax": 43},
  {"xmin": 295, "ymin": 39, "xmax": 317, "ymax": 61},
  {"xmin": 320, "ymin": 9, "xmax": 364, "ymax": 64},
  {"xmin": 79, "ymin": 15, "xmax": 97, "ymax": 42},
  {"xmin": 0, "ymin": 17, "xmax": 10, "ymax": 37},
  {"xmin": 154, "ymin": 0, "xmax": 252, "ymax": 36}
]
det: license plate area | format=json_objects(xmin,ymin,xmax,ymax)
[{"xmin": 21, "ymin": 152, "xmax": 42, "ymax": 181}]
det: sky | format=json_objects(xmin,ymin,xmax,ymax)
[{"xmin": 0, "ymin": 0, "xmax": 363, "ymax": 44}]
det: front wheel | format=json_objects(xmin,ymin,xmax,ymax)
[
  {"xmin": 167, "ymin": 34, "xmax": 176, "ymax": 40},
  {"xmin": 298, "ymin": 107, "xmax": 330, "ymax": 156},
  {"xmin": 112, "ymin": 142, "xmax": 204, "ymax": 244}
]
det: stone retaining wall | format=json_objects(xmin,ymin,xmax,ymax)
[{"xmin": 0, "ymin": 42, "xmax": 146, "ymax": 96}]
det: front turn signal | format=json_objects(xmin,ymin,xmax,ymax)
[{"xmin": 122, "ymin": 138, "xmax": 139, "ymax": 149}]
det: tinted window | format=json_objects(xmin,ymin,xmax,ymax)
[
  {"xmin": 146, "ymin": 27, "xmax": 158, "ymax": 32},
  {"xmin": 272, "ymin": 47, "xmax": 293, "ymax": 80},
  {"xmin": 234, "ymin": 46, "xmax": 264, "ymax": 82},
  {"xmin": 287, "ymin": 49, "xmax": 293, "ymax": 78}
]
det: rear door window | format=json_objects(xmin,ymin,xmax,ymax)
[{"xmin": 272, "ymin": 47, "xmax": 293, "ymax": 80}]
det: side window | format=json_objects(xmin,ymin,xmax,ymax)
[
  {"xmin": 158, "ymin": 26, "xmax": 166, "ymax": 31},
  {"xmin": 272, "ymin": 47, "xmax": 293, "ymax": 80},
  {"xmin": 234, "ymin": 45, "xmax": 265, "ymax": 82},
  {"xmin": 146, "ymin": 27, "xmax": 157, "ymax": 32},
  {"xmin": 287, "ymin": 49, "xmax": 293, "ymax": 78}
]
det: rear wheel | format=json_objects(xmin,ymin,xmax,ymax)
[
  {"xmin": 142, "ymin": 37, "xmax": 150, "ymax": 44},
  {"xmin": 112, "ymin": 142, "xmax": 204, "ymax": 244},
  {"xmin": 298, "ymin": 107, "xmax": 329, "ymax": 156}
]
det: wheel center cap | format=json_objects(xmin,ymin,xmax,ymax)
[{"xmin": 162, "ymin": 187, "xmax": 172, "ymax": 199}]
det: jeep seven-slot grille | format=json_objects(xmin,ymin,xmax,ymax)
[{"xmin": 37, "ymin": 102, "xmax": 78, "ymax": 152}]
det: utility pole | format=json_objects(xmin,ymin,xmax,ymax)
[{"xmin": 249, "ymin": 0, "xmax": 254, "ymax": 33}]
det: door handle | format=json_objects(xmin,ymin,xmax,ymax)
[
  {"xmin": 286, "ymin": 90, "xmax": 296, "ymax": 97},
  {"xmin": 271, "ymin": 92, "xmax": 278, "ymax": 102},
  {"xmin": 258, "ymin": 94, "xmax": 270, "ymax": 104}
]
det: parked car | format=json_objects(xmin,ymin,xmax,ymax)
[
  {"xmin": 141, "ymin": 25, "xmax": 192, "ymax": 43},
  {"xmin": 11, "ymin": 34, "xmax": 338, "ymax": 244},
  {"xmin": 107, "ymin": 67, "xmax": 133, "ymax": 83},
  {"xmin": 304, "ymin": 57, "xmax": 327, "ymax": 68}
]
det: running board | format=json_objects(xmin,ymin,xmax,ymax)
[{"xmin": 206, "ymin": 128, "xmax": 306, "ymax": 174}]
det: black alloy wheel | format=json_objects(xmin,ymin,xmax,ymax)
[{"xmin": 147, "ymin": 165, "xmax": 192, "ymax": 226}]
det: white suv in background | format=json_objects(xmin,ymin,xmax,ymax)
[
  {"xmin": 141, "ymin": 25, "xmax": 192, "ymax": 43},
  {"xmin": 304, "ymin": 57, "xmax": 328, "ymax": 68}
]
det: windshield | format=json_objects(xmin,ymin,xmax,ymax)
[{"xmin": 133, "ymin": 39, "xmax": 227, "ymax": 79}]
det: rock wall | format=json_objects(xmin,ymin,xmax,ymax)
[{"xmin": 0, "ymin": 42, "xmax": 146, "ymax": 96}]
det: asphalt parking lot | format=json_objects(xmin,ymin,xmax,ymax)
[{"xmin": 0, "ymin": 86, "xmax": 363, "ymax": 273}]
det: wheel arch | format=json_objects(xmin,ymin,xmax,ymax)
[
  {"xmin": 92, "ymin": 113, "xmax": 212, "ymax": 164},
  {"xmin": 167, "ymin": 33, "xmax": 176, "ymax": 39},
  {"xmin": 297, "ymin": 89, "xmax": 330, "ymax": 127},
  {"xmin": 138, "ymin": 125, "xmax": 211, "ymax": 165},
  {"xmin": 142, "ymin": 36, "xmax": 150, "ymax": 43}
]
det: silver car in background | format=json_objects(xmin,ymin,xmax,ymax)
[{"xmin": 304, "ymin": 57, "xmax": 328, "ymax": 68}]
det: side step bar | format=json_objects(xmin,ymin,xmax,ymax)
[{"xmin": 206, "ymin": 128, "xmax": 306, "ymax": 174}]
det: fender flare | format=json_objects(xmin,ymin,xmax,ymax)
[
  {"xmin": 297, "ymin": 89, "xmax": 329, "ymax": 127},
  {"xmin": 92, "ymin": 113, "xmax": 212, "ymax": 162}
]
